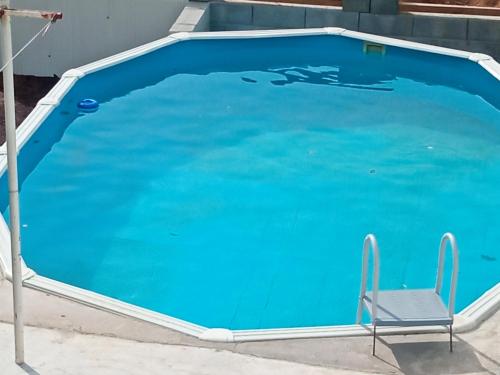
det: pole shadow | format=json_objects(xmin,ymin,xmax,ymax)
[{"xmin": 19, "ymin": 363, "xmax": 40, "ymax": 375}]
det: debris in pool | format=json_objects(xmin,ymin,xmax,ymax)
[
  {"xmin": 77, "ymin": 98, "xmax": 99, "ymax": 112},
  {"xmin": 34, "ymin": 140, "xmax": 40, "ymax": 144},
  {"xmin": 369, "ymin": 169, "xmax": 376, "ymax": 174},
  {"xmin": 481, "ymin": 254, "xmax": 496, "ymax": 261},
  {"xmin": 60, "ymin": 110, "xmax": 70, "ymax": 116},
  {"xmin": 170, "ymin": 232, "xmax": 179, "ymax": 237},
  {"xmin": 241, "ymin": 77, "xmax": 257, "ymax": 83}
]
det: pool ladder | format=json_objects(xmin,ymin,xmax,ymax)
[{"xmin": 356, "ymin": 233, "xmax": 459, "ymax": 355}]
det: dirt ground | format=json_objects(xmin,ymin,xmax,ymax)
[{"xmin": 0, "ymin": 75, "xmax": 58, "ymax": 144}]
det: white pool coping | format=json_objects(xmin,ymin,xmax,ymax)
[{"xmin": 0, "ymin": 28, "xmax": 498, "ymax": 342}]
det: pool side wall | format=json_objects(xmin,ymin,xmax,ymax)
[{"xmin": 0, "ymin": 28, "xmax": 499, "ymax": 342}]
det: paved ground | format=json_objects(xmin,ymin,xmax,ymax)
[
  {"xmin": 0, "ymin": 322, "xmax": 364, "ymax": 375},
  {"xmin": 0, "ymin": 280, "xmax": 499, "ymax": 374}
]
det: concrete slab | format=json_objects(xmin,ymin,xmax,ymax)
[
  {"xmin": 359, "ymin": 13, "xmax": 414, "ymax": 37},
  {"xmin": 169, "ymin": 23, "xmax": 199, "ymax": 33},
  {"xmin": 170, "ymin": 1, "xmax": 210, "ymax": 33},
  {"xmin": 0, "ymin": 279, "xmax": 208, "ymax": 348},
  {"xmin": 0, "ymin": 323, "xmax": 363, "ymax": 375},
  {"xmin": 0, "ymin": 281, "xmax": 499, "ymax": 374},
  {"xmin": 173, "ymin": 1, "xmax": 208, "ymax": 25},
  {"xmin": 305, "ymin": 8, "xmax": 359, "ymax": 30}
]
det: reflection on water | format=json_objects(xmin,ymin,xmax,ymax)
[{"xmin": 265, "ymin": 66, "xmax": 394, "ymax": 92}]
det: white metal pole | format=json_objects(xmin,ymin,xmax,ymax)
[{"xmin": 0, "ymin": 0, "xmax": 25, "ymax": 364}]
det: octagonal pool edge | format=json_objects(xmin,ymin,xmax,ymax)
[{"xmin": 0, "ymin": 28, "xmax": 499, "ymax": 342}]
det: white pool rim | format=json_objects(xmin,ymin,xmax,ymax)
[{"xmin": 0, "ymin": 28, "xmax": 498, "ymax": 342}]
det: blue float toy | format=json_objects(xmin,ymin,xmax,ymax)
[{"xmin": 77, "ymin": 98, "xmax": 99, "ymax": 112}]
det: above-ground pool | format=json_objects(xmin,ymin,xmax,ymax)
[{"xmin": 1, "ymin": 30, "xmax": 499, "ymax": 332}]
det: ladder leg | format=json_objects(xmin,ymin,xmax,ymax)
[
  {"xmin": 372, "ymin": 324, "xmax": 377, "ymax": 356},
  {"xmin": 449, "ymin": 325, "xmax": 453, "ymax": 353}
]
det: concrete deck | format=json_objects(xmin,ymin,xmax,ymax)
[
  {"xmin": 0, "ymin": 280, "xmax": 499, "ymax": 374},
  {"xmin": 0, "ymin": 323, "xmax": 362, "ymax": 375}
]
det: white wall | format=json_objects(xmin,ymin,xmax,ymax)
[{"xmin": 11, "ymin": 0, "xmax": 189, "ymax": 77}]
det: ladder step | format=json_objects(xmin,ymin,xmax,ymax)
[{"xmin": 364, "ymin": 289, "xmax": 452, "ymax": 327}]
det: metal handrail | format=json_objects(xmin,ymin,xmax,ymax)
[
  {"xmin": 435, "ymin": 232, "xmax": 459, "ymax": 317},
  {"xmin": 356, "ymin": 234, "xmax": 380, "ymax": 324}
]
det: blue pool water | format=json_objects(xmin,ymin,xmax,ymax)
[{"xmin": 3, "ymin": 36, "xmax": 500, "ymax": 329}]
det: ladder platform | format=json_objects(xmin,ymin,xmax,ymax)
[{"xmin": 364, "ymin": 289, "xmax": 452, "ymax": 327}]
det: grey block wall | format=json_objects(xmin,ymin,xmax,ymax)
[
  {"xmin": 210, "ymin": 2, "xmax": 257, "ymax": 31},
  {"xmin": 359, "ymin": 13, "xmax": 413, "ymax": 36},
  {"xmin": 206, "ymin": 0, "xmax": 500, "ymax": 60},
  {"xmin": 370, "ymin": 0, "xmax": 399, "ymax": 15},
  {"xmin": 253, "ymin": 4, "xmax": 306, "ymax": 28},
  {"xmin": 343, "ymin": 0, "xmax": 370, "ymax": 13},
  {"xmin": 413, "ymin": 15, "xmax": 467, "ymax": 39},
  {"xmin": 305, "ymin": 8, "xmax": 359, "ymax": 30}
]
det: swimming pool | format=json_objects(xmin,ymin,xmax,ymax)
[{"xmin": 0, "ymin": 29, "xmax": 499, "ymax": 338}]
